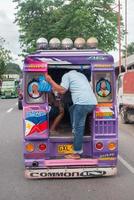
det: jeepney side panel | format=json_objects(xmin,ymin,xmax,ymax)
[{"xmin": 91, "ymin": 64, "xmax": 118, "ymax": 167}]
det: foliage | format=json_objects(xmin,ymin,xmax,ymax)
[
  {"xmin": 14, "ymin": 0, "xmax": 120, "ymax": 53},
  {"xmin": 6, "ymin": 63, "xmax": 22, "ymax": 75},
  {"xmin": 122, "ymin": 42, "xmax": 134, "ymax": 58},
  {"xmin": 0, "ymin": 37, "xmax": 11, "ymax": 79}
]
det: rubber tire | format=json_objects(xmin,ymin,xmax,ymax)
[
  {"xmin": 18, "ymin": 100, "xmax": 23, "ymax": 110},
  {"xmin": 120, "ymin": 107, "xmax": 128, "ymax": 124}
]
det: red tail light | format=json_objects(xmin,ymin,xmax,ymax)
[
  {"xmin": 39, "ymin": 144, "xmax": 47, "ymax": 151},
  {"xmin": 95, "ymin": 142, "xmax": 104, "ymax": 150}
]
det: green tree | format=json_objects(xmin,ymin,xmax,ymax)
[
  {"xmin": 14, "ymin": 0, "xmax": 120, "ymax": 53},
  {"xmin": 122, "ymin": 42, "xmax": 134, "ymax": 58},
  {"xmin": 0, "ymin": 37, "xmax": 11, "ymax": 79},
  {"xmin": 6, "ymin": 63, "xmax": 22, "ymax": 75}
]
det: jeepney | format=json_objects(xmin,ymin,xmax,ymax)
[{"xmin": 23, "ymin": 37, "xmax": 118, "ymax": 179}]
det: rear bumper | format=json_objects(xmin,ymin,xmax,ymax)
[{"xmin": 25, "ymin": 167, "xmax": 117, "ymax": 179}]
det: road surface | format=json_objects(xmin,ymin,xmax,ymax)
[{"xmin": 0, "ymin": 98, "xmax": 134, "ymax": 200}]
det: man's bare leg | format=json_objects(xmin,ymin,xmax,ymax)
[{"xmin": 50, "ymin": 108, "xmax": 64, "ymax": 131}]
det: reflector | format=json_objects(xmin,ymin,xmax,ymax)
[
  {"xmin": 108, "ymin": 142, "xmax": 116, "ymax": 151},
  {"xmin": 25, "ymin": 143, "xmax": 35, "ymax": 152},
  {"xmin": 95, "ymin": 142, "xmax": 104, "ymax": 150},
  {"xmin": 39, "ymin": 143, "xmax": 47, "ymax": 151}
]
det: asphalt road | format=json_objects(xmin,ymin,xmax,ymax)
[{"xmin": 0, "ymin": 98, "xmax": 134, "ymax": 200}]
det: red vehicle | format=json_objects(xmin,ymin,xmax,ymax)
[{"xmin": 117, "ymin": 70, "xmax": 134, "ymax": 123}]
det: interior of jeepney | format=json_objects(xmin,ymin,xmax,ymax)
[{"xmin": 48, "ymin": 65, "xmax": 93, "ymax": 137}]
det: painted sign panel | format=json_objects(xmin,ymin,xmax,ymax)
[{"xmin": 24, "ymin": 108, "xmax": 49, "ymax": 139}]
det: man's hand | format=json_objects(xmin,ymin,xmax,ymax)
[
  {"xmin": 44, "ymin": 73, "xmax": 67, "ymax": 94},
  {"xmin": 45, "ymin": 73, "xmax": 53, "ymax": 83}
]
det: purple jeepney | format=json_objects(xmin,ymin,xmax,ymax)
[{"xmin": 23, "ymin": 48, "xmax": 118, "ymax": 179}]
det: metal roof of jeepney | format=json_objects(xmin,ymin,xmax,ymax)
[
  {"xmin": 25, "ymin": 49, "xmax": 114, "ymax": 66},
  {"xmin": 28, "ymin": 49, "xmax": 111, "ymax": 56}
]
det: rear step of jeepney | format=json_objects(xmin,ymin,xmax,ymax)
[{"xmin": 44, "ymin": 158, "xmax": 98, "ymax": 167}]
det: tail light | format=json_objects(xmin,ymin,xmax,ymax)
[
  {"xmin": 108, "ymin": 142, "xmax": 116, "ymax": 151},
  {"xmin": 95, "ymin": 142, "xmax": 104, "ymax": 150},
  {"xmin": 38, "ymin": 143, "xmax": 47, "ymax": 151},
  {"xmin": 25, "ymin": 143, "xmax": 35, "ymax": 152}
]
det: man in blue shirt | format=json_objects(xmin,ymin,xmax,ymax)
[{"xmin": 45, "ymin": 70, "xmax": 97, "ymax": 159}]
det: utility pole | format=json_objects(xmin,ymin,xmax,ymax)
[
  {"xmin": 118, "ymin": 0, "xmax": 121, "ymax": 74},
  {"xmin": 125, "ymin": 0, "xmax": 128, "ymax": 72}
]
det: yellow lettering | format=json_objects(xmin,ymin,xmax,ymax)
[
  {"xmin": 94, "ymin": 64, "xmax": 112, "ymax": 68},
  {"xmin": 28, "ymin": 64, "xmax": 44, "ymax": 68}
]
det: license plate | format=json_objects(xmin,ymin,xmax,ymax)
[{"xmin": 58, "ymin": 144, "xmax": 73, "ymax": 154}]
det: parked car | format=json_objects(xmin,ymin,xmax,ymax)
[
  {"xmin": 17, "ymin": 78, "xmax": 23, "ymax": 109},
  {"xmin": 0, "ymin": 79, "xmax": 2, "ymax": 95},
  {"xmin": 1, "ymin": 80, "xmax": 18, "ymax": 98}
]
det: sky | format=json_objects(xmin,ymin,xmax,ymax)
[
  {"xmin": 0, "ymin": 0, "xmax": 134, "ymax": 66},
  {"xmin": 0, "ymin": 0, "xmax": 21, "ymax": 65}
]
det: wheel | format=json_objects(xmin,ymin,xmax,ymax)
[
  {"xmin": 18, "ymin": 100, "xmax": 23, "ymax": 110},
  {"xmin": 120, "ymin": 107, "xmax": 128, "ymax": 124}
]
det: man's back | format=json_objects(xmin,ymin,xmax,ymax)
[{"xmin": 60, "ymin": 70, "xmax": 97, "ymax": 105}]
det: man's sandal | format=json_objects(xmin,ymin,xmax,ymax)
[{"xmin": 64, "ymin": 153, "xmax": 81, "ymax": 159}]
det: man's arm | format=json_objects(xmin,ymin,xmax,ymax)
[{"xmin": 45, "ymin": 74, "xmax": 67, "ymax": 94}]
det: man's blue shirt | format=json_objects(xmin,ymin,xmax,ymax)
[{"xmin": 60, "ymin": 70, "xmax": 97, "ymax": 105}]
